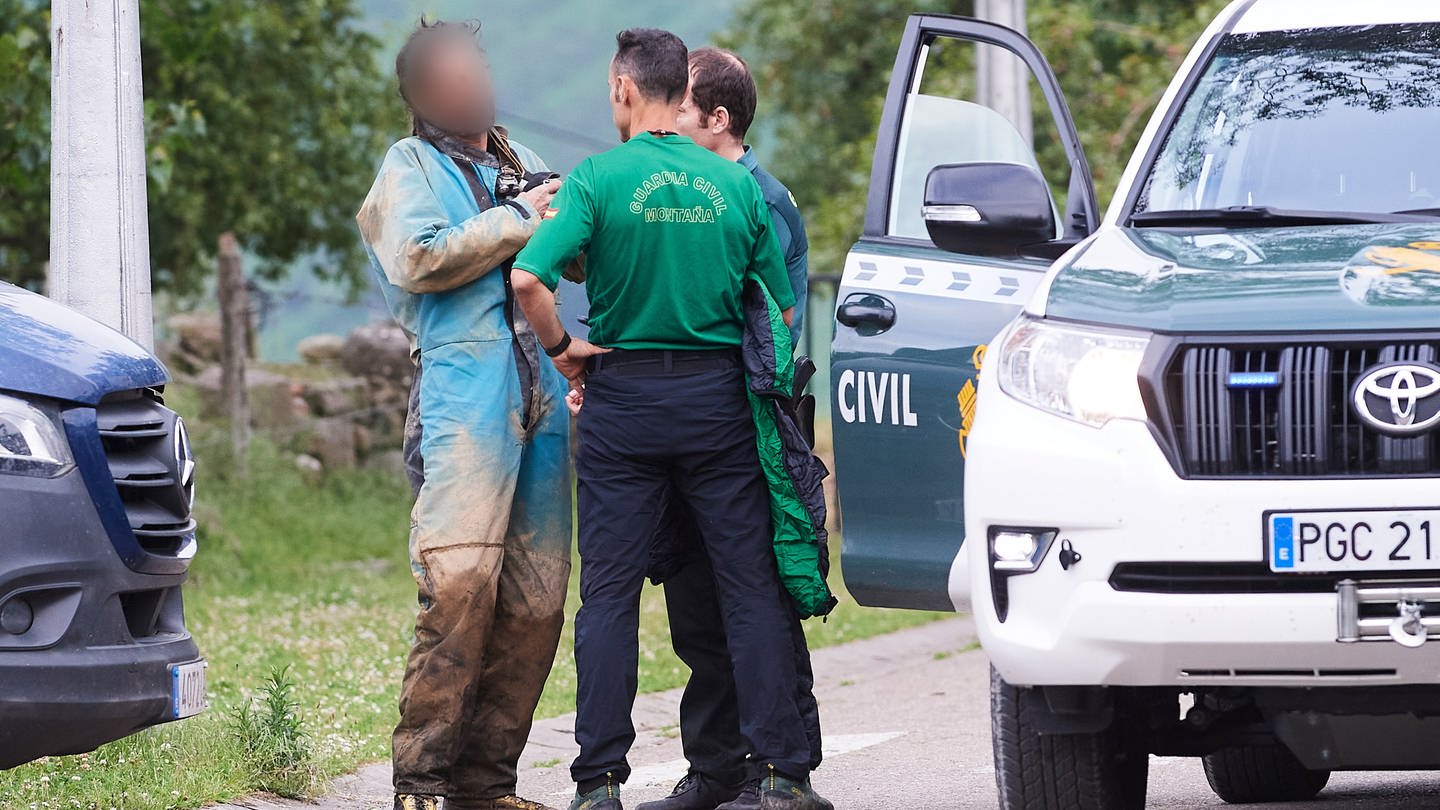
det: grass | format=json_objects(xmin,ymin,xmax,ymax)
[{"xmin": 0, "ymin": 391, "xmax": 946, "ymax": 810}]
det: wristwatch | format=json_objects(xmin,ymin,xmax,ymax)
[{"xmin": 544, "ymin": 333, "xmax": 572, "ymax": 358}]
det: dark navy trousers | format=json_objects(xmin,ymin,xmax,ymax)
[
  {"xmin": 660, "ymin": 543, "xmax": 823, "ymax": 787},
  {"xmin": 571, "ymin": 356, "xmax": 811, "ymax": 786}
]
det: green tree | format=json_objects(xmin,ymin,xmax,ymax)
[
  {"xmin": 719, "ymin": 0, "xmax": 952, "ymax": 277},
  {"xmin": 721, "ymin": 0, "xmax": 1226, "ymax": 275},
  {"xmin": 0, "ymin": 3, "xmax": 50, "ymax": 288},
  {"xmin": 0, "ymin": 0, "xmax": 398, "ymax": 295}
]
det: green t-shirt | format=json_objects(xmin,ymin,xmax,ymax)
[{"xmin": 513, "ymin": 132, "xmax": 795, "ymax": 350}]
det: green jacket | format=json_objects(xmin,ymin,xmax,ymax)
[{"xmin": 741, "ymin": 278, "xmax": 838, "ymax": 619}]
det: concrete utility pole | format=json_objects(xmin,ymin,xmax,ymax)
[
  {"xmin": 975, "ymin": 0, "xmax": 1033, "ymax": 146},
  {"xmin": 49, "ymin": 0, "xmax": 155, "ymax": 349}
]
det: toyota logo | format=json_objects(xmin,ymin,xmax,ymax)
[{"xmin": 1352, "ymin": 362, "xmax": 1440, "ymax": 435}]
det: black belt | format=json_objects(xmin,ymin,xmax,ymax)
[{"xmin": 587, "ymin": 348, "xmax": 740, "ymax": 375}]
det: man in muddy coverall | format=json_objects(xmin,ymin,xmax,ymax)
[
  {"xmin": 356, "ymin": 20, "xmax": 572, "ymax": 810},
  {"xmin": 511, "ymin": 28, "xmax": 830, "ymax": 810}
]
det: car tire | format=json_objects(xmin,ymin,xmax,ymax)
[
  {"xmin": 991, "ymin": 667, "xmax": 1148, "ymax": 810},
  {"xmin": 1202, "ymin": 743, "xmax": 1330, "ymax": 803}
]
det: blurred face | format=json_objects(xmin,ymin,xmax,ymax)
[{"xmin": 411, "ymin": 38, "xmax": 495, "ymax": 139}]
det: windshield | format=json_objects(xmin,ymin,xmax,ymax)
[{"xmin": 1135, "ymin": 23, "xmax": 1440, "ymax": 217}]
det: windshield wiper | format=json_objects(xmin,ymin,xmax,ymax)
[{"xmin": 1130, "ymin": 205, "xmax": 1440, "ymax": 228}]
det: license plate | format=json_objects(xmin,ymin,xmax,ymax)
[
  {"xmin": 171, "ymin": 660, "xmax": 207, "ymax": 719},
  {"xmin": 1267, "ymin": 509, "xmax": 1440, "ymax": 573}
]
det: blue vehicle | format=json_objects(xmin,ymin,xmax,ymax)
[{"xmin": 0, "ymin": 281, "xmax": 203, "ymax": 769}]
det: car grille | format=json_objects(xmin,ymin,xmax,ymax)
[
  {"xmin": 1157, "ymin": 338, "xmax": 1439, "ymax": 478},
  {"xmin": 95, "ymin": 391, "xmax": 196, "ymax": 557}
]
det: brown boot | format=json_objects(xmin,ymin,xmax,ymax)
[
  {"xmin": 394, "ymin": 795, "xmax": 442, "ymax": 810},
  {"xmin": 448, "ymin": 795, "xmax": 561, "ymax": 810},
  {"xmin": 491, "ymin": 796, "xmax": 561, "ymax": 810}
]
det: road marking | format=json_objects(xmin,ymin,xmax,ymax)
[
  {"xmin": 824, "ymin": 731, "xmax": 906, "ymax": 755},
  {"xmin": 555, "ymin": 732, "xmax": 907, "ymax": 795}
]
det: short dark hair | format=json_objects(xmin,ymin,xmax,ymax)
[
  {"xmin": 613, "ymin": 28, "xmax": 689, "ymax": 104},
  {"xmin": 395, "ymin": 18, "xmax": 482, "ymax": 133},
  {"xmin": 688, "ymin": 47, "xmax": 757, "ymax": 139}
]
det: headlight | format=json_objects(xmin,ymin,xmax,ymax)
[
  {"xmin": 996, "ymin": 316, "xmax": 1151, "ymax": 428},
  {"xmin": 0, "ymin": 394, "xmax": 75, "ymax": 478}
]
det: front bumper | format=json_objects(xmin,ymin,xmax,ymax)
[
  {"xmin": 962, "ymin": 368, "xmax": 1440, "ymax": 689},
  {"xmin": 0, "ymin": 642, "xmax": 200, "ymax": 768},
  {"xmin": 0, "ymin": 464, "xmax": 198, "ymax": 768}
]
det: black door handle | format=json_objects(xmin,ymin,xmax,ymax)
[{"xmin": 836, "ymin": 295, "xmax": 896, "ymax": 331}]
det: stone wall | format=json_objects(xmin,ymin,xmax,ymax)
[{"xmin": 162, "ymin": 313, "xmax": 413, "ymax": 476}]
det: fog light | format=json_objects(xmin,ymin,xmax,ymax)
[
  {"xmin": 0, "ymin": 598, "xmax": 34, "ymax": 635},
  {"xmin": 990, "ymin": 528, "xmax": 1058, "ymax": 573}
]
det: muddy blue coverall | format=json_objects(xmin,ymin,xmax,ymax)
[{"xmin": 357, "ymin": 135, "xmax": 572, "ymax": 807}]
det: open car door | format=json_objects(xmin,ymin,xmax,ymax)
[{"xmin": 831, "ymin": 13, "xmax": 1098, "ymax": 611}]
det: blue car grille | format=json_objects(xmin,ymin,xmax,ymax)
[{"xmin": 95, "ymin": 391, "xmax": 196, "ymax": 557}]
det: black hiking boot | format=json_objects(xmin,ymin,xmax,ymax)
[
  {"xmin": 714, "ymin": 769, "xmax": 832, "ymax": 810},
  {"xmin": 636, "ymin": 772, "xmax": 744, "ymax": 810},
  {"xmin": 569, "ymin": 774, "xmax": 623, "ymax": 810}
]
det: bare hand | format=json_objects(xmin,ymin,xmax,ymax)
[
  {"xmin": 565, "ymin": 384, "xmax": 584, "ymax": 416},
  {"xmin": 518, "ymin": 179, "xmax": 561, "ymax": 217},
  {"xmin": 552, "ymin": 337, "xmax": 610, "ymax": 384}
]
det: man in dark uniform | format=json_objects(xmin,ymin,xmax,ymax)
[
  {"xmin": 636, "ymin": 47, "xmax": 822, "ymax": 810},
  {"xmin": 676, "ymin": 49, "xmax": 809, "ymax": 345},
  {"xmin": 510, "ymin": 28, "xmax": 831, "ymax": 810}
]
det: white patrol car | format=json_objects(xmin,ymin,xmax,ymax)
[{"xmin": 829, "ymin": 1, "xmax": 1440, "ymax": 806}]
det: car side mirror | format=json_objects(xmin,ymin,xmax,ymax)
[{"xmin": 923, "ymin": 162, "xmax": 1057, "ymax": 258}]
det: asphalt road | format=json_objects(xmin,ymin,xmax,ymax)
[{"xmin": 223, "ymin": 617, "xmax": 1440, "ymax": 810}]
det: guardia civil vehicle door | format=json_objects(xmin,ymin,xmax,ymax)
[{"xmin": 831, "ymin": 14, "xmax": 1097, "ymax": 610}]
